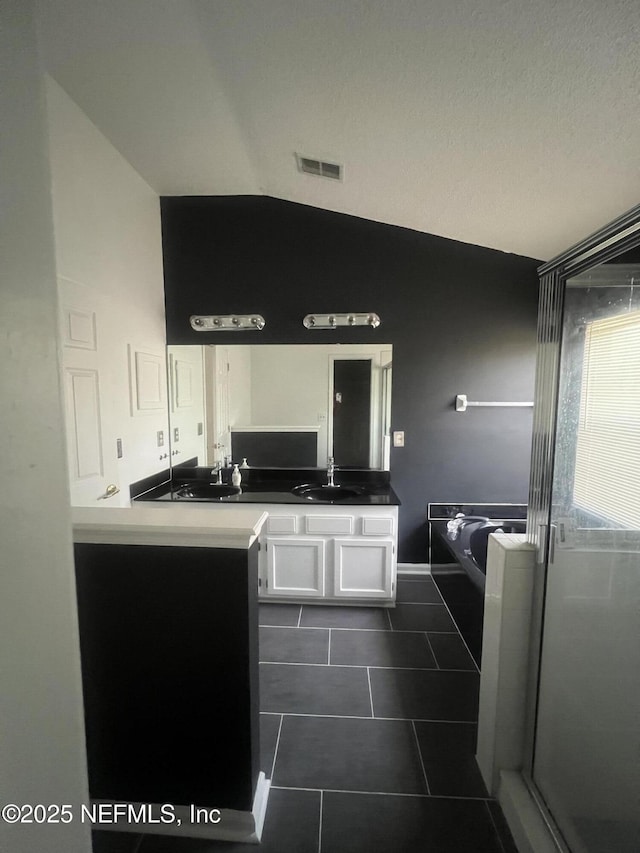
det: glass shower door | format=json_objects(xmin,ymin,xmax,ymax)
[{"xmin": 531, "ymin": 270, "xmax": 640, "ymax": 853}]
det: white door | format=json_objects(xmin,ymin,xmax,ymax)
[
  {"xmin": 266, "ymin": 537, "xmax": 326, "ymax": 597},
  {"xmin": 59, "ymin": 282, "xmax": 121, "ymax": 505},
  {"xmin": 333, "ymin": 537, "xmax": 394, "ymax": 598}
]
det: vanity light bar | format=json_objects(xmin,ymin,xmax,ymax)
[
  {"xmin": 303, "ymin": 313, "xmax": 381, "ymax": 330},
  {"xmin": 190, "ymin": 315, "xmax": 265, "ymax": 331}
]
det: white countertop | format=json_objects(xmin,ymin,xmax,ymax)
[{"xmin": 72, "ymin": 506, "xmax": 268, "ymax": 550}]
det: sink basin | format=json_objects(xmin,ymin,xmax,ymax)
[
  {"xmin": 173, "ymin": 483, "xmax": 241, "ymax": 500},
  {"xmin": 291, "ymin": 484, "xmax": 364, "ymax": 501}
]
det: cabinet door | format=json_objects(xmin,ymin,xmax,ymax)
[
  {"xmin": 266, "ymin": 537, "xmax": 326, "ymax": 597},
  {"xmin": 333, "ymin": 538, "xmax": 394, "ymax": 599}
]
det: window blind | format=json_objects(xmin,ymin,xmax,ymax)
[{"xmin": 573, "ymin": 308, "xmax": 640, "ymax": 528}]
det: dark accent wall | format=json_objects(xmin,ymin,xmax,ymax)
[
  {"xmin": 161, "ymin": 196, "xmax": 540, "ymax": 562},
  {"xmin": 231, "ymin": 430, "xmax": 317, "ymax": 467}
]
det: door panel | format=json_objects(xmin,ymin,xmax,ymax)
[
  {"xmin": 532, "ymin": 276, "xmax": 640, "ymax": 853},
  {"xmin": 266, "ymin": 537, "xmax": 326, "ymax": 597},
  {"xmin": 333, "ymin": 537, "xmax": 394, "ymax": 598}
]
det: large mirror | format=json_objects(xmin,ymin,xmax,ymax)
[{"xmin": 167, "ymin": 344, "xmax": 392, "ymax": 470}]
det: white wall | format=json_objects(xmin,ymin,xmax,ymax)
[
  {"xmin": 0, "ymin": 3, "xmax": 91, "ymax": 851},
  {"xmin": 228, "ymin": 345, "xmax": 252, "ymax": 426},
  {"xmin": 249, "ymin": 345, "xmax": 327, "ymax": 464},
  {"xmin": 168, "ymin": 345, "xmax": 206, "ymax": 465},
  {"xmin": 46, "ymin": 76, "xmax": 168, "ymax": 506},
  {"xmin": 250, "ymin": 345, "xmax": 327, "ymax": 427}
]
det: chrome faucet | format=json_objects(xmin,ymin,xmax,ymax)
[
  {"xmin": 327, "ymin": 456, "xmax": 335, "ymax": 487},
  {"xmin": 210, "ymin": 463, "xmax": 223, "ymax": 485}
]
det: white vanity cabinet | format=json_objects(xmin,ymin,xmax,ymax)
[{"xmin": 257, "ymin": 504, "xmax": 398, "ymax": 605}]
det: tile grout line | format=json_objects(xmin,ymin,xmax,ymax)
[
  {"xmin": 430, "ymin": 578, "xmax": 447, "ymax": 606},
  {"xmin": 261, "ymin": 711, "xmax": 479, "ymax": 723},
  {"xmin": 327, "ymin": 628, "xmax": 331, "ymax": 665},
  {"xmin": 297, "ymin": 604, "xmax": 303, "ymax": 628},
  {"xmin": 317, "ymin": 789, "xmax": 323, "ymax": 853},
  {"xmin": 271, "ymin": 784, "xmax": 495, "ymax": 802},
  {"xmin": 411, "ymin": 719, "xmax": 431, "ymax": 796},
  {"xmin": 260, "ymin": 624, "xmax": 460, "ymax": 635},
  {"xmin": 366, "ymin": 667, "xmax": 375, "ymax": 717},
  {"xmin": 423, "ymin": 632, "xmax": 440, "ymax": 670},
  {"xmin": 429, "ymin": 587, "xmax": 481, "ymax": 674},
  {"xmin": 261, "ymin": 623, "xmax": 324, "ymax": 631},
  {"xmin": 386, "ymin": 607, "xmax": 394, "ymax": 631},
  {"xmin": 260, "ymin": 660, "xmax": 475, "ymax": 673},
  {"xmin": 484, "ymin": 799, "xmax": 508, "ymax": 853},
  {"xmin": 270, "ymin": 714, "xmax": 284, "ymax": 782}
]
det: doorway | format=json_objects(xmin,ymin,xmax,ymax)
[{"xmin": 331, "ymin": 359, "xmax": 372, "ymax": 467}]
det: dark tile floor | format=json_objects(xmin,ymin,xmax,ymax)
[{"xmin": 94, "ymin": 574, "xmax": 518, "ymax": 853}]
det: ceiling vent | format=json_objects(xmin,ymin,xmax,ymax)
[{"xmin": 296, "ymin": 153, "xmax": 343, "ymax": 181}]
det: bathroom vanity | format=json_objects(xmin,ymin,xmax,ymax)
[
  {"xmin": 257, "ymin": 503, "xmax": 397, "ymax": 603},
  {"xmin": 135, "ymin": 466, "xmax": 400, "ymax": 606}
]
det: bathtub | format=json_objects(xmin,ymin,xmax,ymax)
[
  {"xmin": 442, "ymin": 515, "xmax": 526, "ymax": 590},
  {"xmin": 429, "ymin": 503, "xmax": 527, "ymax": 593}
]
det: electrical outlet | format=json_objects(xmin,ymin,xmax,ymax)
[
  {"xmin": 116, "ymin": 438, "xmax": 123, "ymax": 459},
  {"xmin": 157, "ymin": 430, "xmax": 164, "ymax": 447},
  {"xmin": 393, "ymin": 431, "xmax": 405, "ymax": 447},
  {"xmin": 173, "ymin": 427, "xmax": 179, "ymax": 442}
]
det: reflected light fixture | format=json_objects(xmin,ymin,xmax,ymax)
[
  {"xmin": 303, "ymin": 313, "xmax": 380, "ymax": 329},
  {"xmin": 190, "ymin": 315, "xmax": 265, "ymax": 331}
]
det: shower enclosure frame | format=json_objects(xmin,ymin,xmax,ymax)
[{"xmin": 523, "ymin": 202, "xmax": 640, "ymax": 852}]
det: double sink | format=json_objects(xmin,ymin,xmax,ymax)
[
  {"xmin": 142, "ymin": 464, "xmax": 400, "ymax": 507},
  {"xmin": 173, "ymin": 481, "xmax": 364, "ymax": 502}
]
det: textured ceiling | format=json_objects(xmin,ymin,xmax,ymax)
[{"xmin": 38, "ymin": 0, "xmax": 640, "ymax": 259}]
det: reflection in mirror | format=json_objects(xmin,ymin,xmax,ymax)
[{"xmin": 167, "ymin": 344, "xmax": 392, "ymax": 470}]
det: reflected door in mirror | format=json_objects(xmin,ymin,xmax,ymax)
[{"xmin": 333, "ymin": 359, "xmax": 371, "ymax": 467}]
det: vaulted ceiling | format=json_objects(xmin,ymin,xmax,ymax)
[{"xmin": 38, "ymin": 0, "xmax": 640, "ymax": 260}]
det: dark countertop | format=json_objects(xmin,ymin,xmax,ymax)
[{"xmin": 133, "ymin": 466, "xmax": 400, "ymax": 507}]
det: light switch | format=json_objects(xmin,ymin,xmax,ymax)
[
  {"xmin": 157, "ymin": 430, "xmax": 164, "ymax": 447},
  {"xmin": 393, "ymin": 431, "xmax": 405, "ymax": 447},
  {"xmin": 173, "ymin": 427, "xmax": 179, "ymax": 442}
]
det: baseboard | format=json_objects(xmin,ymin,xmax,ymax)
[
  {"xmin": 251, "ymin": 771, "xmax": 270, "ymax": 841},
  {"xmin": 499, "ymin": 771, "xmax": 561, "ymax": 853},
  {"xmin": 93, "ymin": 772, "xmax": 271, "ymax": 843},
  {"xmin": 397, "ymin": 562, "xmax": 431, "ymax": 577}
]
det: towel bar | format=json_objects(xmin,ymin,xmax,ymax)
[{"xmin": 455, "ymin": 394, "xmax": 534, "ymax": 412}]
